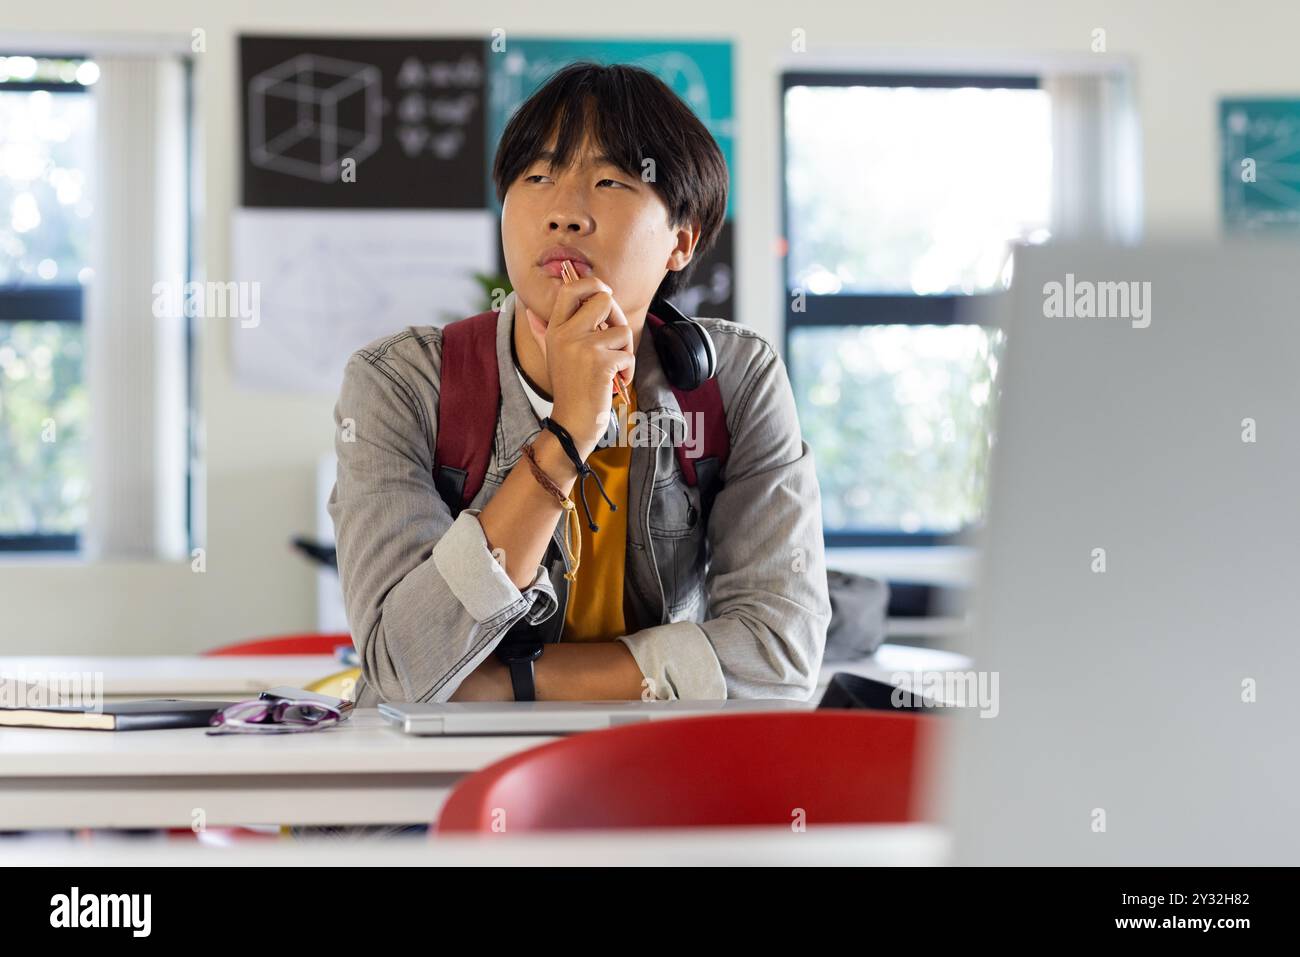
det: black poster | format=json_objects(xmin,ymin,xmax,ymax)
[
  {"xmin": 674, "ymin": 221, "xmax": 733, "ymax": 323},
  {"xmin": 239, "ymin": 35, "xmax": 486, "ymax": 208}
]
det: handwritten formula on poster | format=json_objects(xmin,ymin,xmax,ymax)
[{"xmin": 241, "ymin": 35, "xmax": 486, "ymax": 208}]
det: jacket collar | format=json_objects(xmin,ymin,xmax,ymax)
[{"xmin": 494, "ymin": 290, "xmax": 687, "ymax": 467}]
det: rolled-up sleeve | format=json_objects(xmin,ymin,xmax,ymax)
[
  {"xmin": 618, "ymin": 622, "xmax": 727, "ymax": 700},
  {"xmin": 328, "ymin": 344, "xmax": 558, "ymax": 704},
  {"xmin": 433, "ymin": 507, "xmax": 558, "ymax": 625},
  {"xmin": 619, "ymin": 335, "xmax": 831, "ymax": 702}
]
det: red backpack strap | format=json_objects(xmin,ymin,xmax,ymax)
[
  {"xmin": 433, "ymin": 310, "xmax": 501, "ymax": 516},
  {"xmin": 646, "ymin": 312, "xmax": 730, "ymax": 529},
  {"xmin": 669, "ymin": 377, "xmax": 729, "ymax": 482}
]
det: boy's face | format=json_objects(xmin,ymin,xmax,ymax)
[{"xmin": 501, "ymin": 130, "xmax": 697, "ymax": 329}]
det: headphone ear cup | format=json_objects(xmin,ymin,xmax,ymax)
[
  {"xmin": 656, "ymin": 318, "xmax": 716, "ymax": 391},
  {"xmin": 648, "ymin": 298, "xmax": 718, "ymax": 391},
  {"xmin": 682, "ymin": 318, "xmax": 718, "ymax": 380},
  {"xmin": 652, "ymin": 323, "xmax": 697, "ymax": 392}
]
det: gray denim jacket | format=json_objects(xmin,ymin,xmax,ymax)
[{"xmin": 328, "ymin": 290, "xmax": 831, "ymax": 707}]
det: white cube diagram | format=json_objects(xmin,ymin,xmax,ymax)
[{"xmin": 249, "ymin": 53, "xmax": 383, "ymax": 182}]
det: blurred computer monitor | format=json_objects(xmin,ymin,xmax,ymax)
[{"xmin": 940, "ymin": 242, "xmax": 1300, "ymax": 864}]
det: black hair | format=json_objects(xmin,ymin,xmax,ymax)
[{"xmin": 492, "ymin": 61, "xmax": 729, "ymax": 299}]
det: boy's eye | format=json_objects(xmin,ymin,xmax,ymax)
[{"xmin": 520, "ymin": 173, "xmax": 628, "ymax": 188}]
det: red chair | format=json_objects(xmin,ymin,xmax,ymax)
[
  {"xmin": 437, "ymin": 710, "xmax": 934, "ymax": 833},
  {"xmin": 203, "ymin": 633, "xmax": 353, "ymax": 657}
]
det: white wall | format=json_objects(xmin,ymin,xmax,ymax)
[{"xmin": 0, "ymin": 0, "xmax": 1290, "ymax": 653}]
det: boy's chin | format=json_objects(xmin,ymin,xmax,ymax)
[
  {"xmin": 519, "ymin": 281, "xmax": 558, "ymax": 318},
  {"xmin": 518, "ymin": 297, "xmax": 551, "ymax": 345}
]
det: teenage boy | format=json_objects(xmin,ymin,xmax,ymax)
[{"xmin": 329, "ymin": 62, "xmax": 830, "ymax": 704}]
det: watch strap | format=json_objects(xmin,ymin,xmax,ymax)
[
  {"xmin": 506, "ymin": 656, "xmax": 536, "ymax": 701},
  {"xmin": 496, "ymin": 641, "xmax": 544, "ymax": 701}
]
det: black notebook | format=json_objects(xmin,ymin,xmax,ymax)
[{"xmin": 0, "ymin": 699, "xmax": 236, "ymax": 731}]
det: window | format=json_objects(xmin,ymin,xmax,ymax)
[
  {"xmin": 782, "ymin": 72, "xmax": 1052, "ymax": 545},
  {"xmin": 0, "ymin": 55, "xmax": 97, "ymax": 551},
  {"xmin": 0, "ymin": 50, "xmax": 196, "ymax": 557}
]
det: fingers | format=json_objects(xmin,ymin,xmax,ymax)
[
  {"xmin": 592, "ymin": 326, "xmax": 636, "ymax": 382},
  {"xmin": 602, "ymin": 295, "xmax": 630, "ymax": 330},
  {"xmin": 602, "ymin": 298, "xmax": 634, "ymax": 386},
  {"xmin": 536, "ymin": 275, "xmax": 634, "ymax": 388},
  {"xmin": 565, "ymin": 292, "xmax": 619, "ymax": 336},
  {"xmin": 590, "ymin": 323, "xmax": 633, "ymax": 354},
  {"xmin": 550, "ymin": 276, "xmax": 613, "ymax": 332},
  {"xmin": 523, "ymin": 306, "xmax": 548, "ymax": 349},
  {"xmin": 610, "ymin": 349, "xmax": 636, "ymax": 377}
]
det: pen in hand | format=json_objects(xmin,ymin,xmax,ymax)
[{"xmin": 561, "ymin": 258, "xmax": 632, "ymax": 406}]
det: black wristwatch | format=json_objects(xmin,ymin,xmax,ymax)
[{"xmin": 495, "ymin": 641, "xmax": 544, "ymax": 701}]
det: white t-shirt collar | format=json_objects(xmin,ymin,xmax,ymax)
[
  {"xmin": 513, "ymin": 360, "xmax": 620, "ymax": 445},
  {"xmin": 514, "ymin": 363, "xmax": 554, "ymax": 421}
]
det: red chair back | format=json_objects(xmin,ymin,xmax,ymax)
[
  {"xmin": 203, "ymin": 633, "xmax": 353, "ymax": 657},
  {"xmin": 437, "ymin": 710, "xmax": 933, "ymax": 833}
]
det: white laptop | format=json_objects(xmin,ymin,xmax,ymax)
[
  {"xmin": 939, "ymin": 242, "xmax": 1300, "ymax": 864},
  {"xmin": 379, "ymin": 698, "xmax": 812, "ymax": 736}
]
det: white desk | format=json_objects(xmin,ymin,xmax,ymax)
[
  {"xmin": 0, "ymin": 655, "xmax": 343, "ymax": 699},
  {"xmin": 0, "ymin": 708, "xmax": 554, "ymax": 829},
  {"xmin": 0, "ymin": 645, "xmax": 972, "ymax": 700},
  {"xmin": 0, "ymin": 824, "xmax": 950, "ymax": 866},
  {"xmin": 0, "ymin": 644, "xmax": 972, "ymax": 831}
]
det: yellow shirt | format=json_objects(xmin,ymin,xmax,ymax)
[{"xmin": 561, "ymin": 384, "xmax": 636, "ymax": 642}]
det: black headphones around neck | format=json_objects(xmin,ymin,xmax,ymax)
[{"xmin": 647, "ymin": 296, "xmax": 718, "ymax": 393}]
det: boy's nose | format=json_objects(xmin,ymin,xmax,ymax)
[
  {"xmin": 547, "ymin": 197, "xmax": 593, "ymax": 234},
  {"xmin": 548, "ymin": 214, "xmax": 592, "ymax": 233}
]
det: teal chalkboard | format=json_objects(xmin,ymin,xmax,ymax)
[{"xmin": 1221, "ymin": 98, "xmax": 1300, "ymax": 231}]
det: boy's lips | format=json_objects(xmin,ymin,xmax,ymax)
[{"xmin": 540, "ymin": 259, "xmax": 592, "ymax": 279}]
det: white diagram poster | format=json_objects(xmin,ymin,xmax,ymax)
[{"xmin": 230, "ymin": 208, "xmax": 495, "ymax": 393}]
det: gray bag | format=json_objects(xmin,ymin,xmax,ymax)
[{"xmin": 823, "ymin": 570, "xmax": 890, "ymax": 661}]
